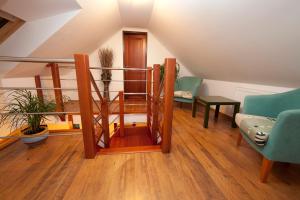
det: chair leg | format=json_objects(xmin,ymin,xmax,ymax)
[
  {"xmin": 260, "ymin": 157, "xmax": 274, "ymax": 183},
  {"xmin": 236, "ymin": 132, "xmax": 243, "ymax": 146},
  {"xmin": 192, "ymin": 101, "xmax": 197, "ymax": 118}
]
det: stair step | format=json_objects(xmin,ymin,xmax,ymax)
[{"xmin": 99, "ymin": 145, "xmax": 161, "ymax": 155}]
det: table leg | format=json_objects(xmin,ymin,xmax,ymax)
[
  {"xmin": 204, "ymin": 104, "xmax": 210, "ymax": 128},
  {"xmin": 192, "ymin": 99, "xmax": 197, "ymax": 118},
  {"xmin": 214, "ymin": 105, "xmax": 220, "ymax": 119},
  {"xmin": 232, "ymin": 104, "xmax": 240, "ymax": 128}
]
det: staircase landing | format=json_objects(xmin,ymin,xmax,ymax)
[{"xmin": 99, "ymin": 125, "xmax": 160, "ymax": 154}]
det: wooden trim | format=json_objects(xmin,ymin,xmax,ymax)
[
  {"xmin": 50, "ymin": 63, "xmax": 65, "ymax": 121},
  {"xmin": 260, "ymin": 157, "xmax": 274, "ymax": 183},
  {"xmin": 161, "ymin": 58, "xmax": 176, "ymax": 153},
  {"xmin": 0, "ymin": 10, "xmax": 18, "ymax": 22},
  {"xmin": 74, "ymin": 54, "xmax": 97, "ymax": 159},
  {"xmin": 34, "ymin": 75, "xmax": 44, "ymax": 102},
  {"xmin": 123, "ymin": 31, "xmax": 148, "ymax": 35},
  {"xmin": 146, "ymin": 67, "xmax": 152, "ymax": 128},
  {"xmin": 0, "ymin": 10, "xmax": 25, "ymax": 45},
  {"xmin": 119, "ymin": 91, "xmax": 125, "ymax": 137}
]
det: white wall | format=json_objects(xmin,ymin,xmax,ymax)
[
  {"xmin": 200, "ymin": 79, "xmax": 295, "ymax": 116},
  {"xmin": 88, "ymin": 27, "xmax": 193, "ymax": 99},
  {"xmin": 34, "ymin": 27, "xmax": 193, "ymax": 101},
  {"xmin": 0, "ymin": 10, "xmax": 79, "ymax": 77}
]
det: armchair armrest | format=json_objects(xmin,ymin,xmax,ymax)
[{"xmin": 263, "ymin": 109, "xmax": 300, "ymax": 163}]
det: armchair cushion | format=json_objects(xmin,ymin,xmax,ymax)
[
  {"xmin": 236, "ymin": 114, "xmax": 276, "ymax": 146},
  {"xmin": 174, "ymin": 91, "xmax": 193, "ymax": 99}
]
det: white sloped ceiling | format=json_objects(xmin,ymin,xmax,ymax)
[
  {"xmin": 4, "ymin": 0, "xmax": 122, "ymax": 77},
  {"xmin": 0, "ymin": 0, "xmax": 80, "ymax": 21},
  {"xmin": 148, "ymin": 0, "xmax": 300, "ymax": 88},
  {"xmin": 2, "ymin": 0, "xmax": 300, "ymax": 88}
]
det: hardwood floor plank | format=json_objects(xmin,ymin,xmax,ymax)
[{"xmin": 0, "ymin": 107, "xmax": 300, "ymax": 200}]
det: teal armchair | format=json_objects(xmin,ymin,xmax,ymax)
[
  {"xmin": 236, "ymin": 88, "xmax": 300, "ymax": 182},
  {"xmin": 174, "ymin": 76, "xmax": 203, "ymax": 117}
]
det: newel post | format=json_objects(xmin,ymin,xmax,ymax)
[
  {"xmin": 151, "ymin": 64, "xmax": 160, "ymax": 144},
  {"xmin": 74, "ymin": 54, "xmax": 97, "ymax": 158},
  {"xmin": 161, "ymin": 58, "xmax": 176, "ymax": 153}
]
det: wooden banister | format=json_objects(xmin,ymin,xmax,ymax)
[
  {"xmin": 34, "ymin": 75, "xmax": 44, "ymax": 102},
  {"xmin": 147, "ymin": 67, "xmax": 152, "ymax": 129},
  {"xmin": 119, "ymin": 91, "xmax": 125, "ymax": 137},
  {"xmin": 74, "ymin": 54, "xmax": 97, "ymax": 158},
  {"xmin": 101, "ymin": 99, "xmax": 110, "ymax": 147},
  {"xmin": 49, "ymin": 63, "xmax": 65, "ymax": 121},
  {"xmin": 161, "ymin": 58, "xmax": 176, "ymax": 153},
  {"xmin": 151, "ymin": 64, "xmax": 160, "ymax": 144},
  {"xmin": 90, "ymin": 71, "xmax": 104, "ymax": 103}
]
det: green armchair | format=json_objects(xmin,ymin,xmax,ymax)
[
  {"xmin": 236, "ymin": 88, "xmax": 300, "ymax": 182},
  {"xmin": 174, "ymin": 76, "xmax": 203, "ymax": 117}
]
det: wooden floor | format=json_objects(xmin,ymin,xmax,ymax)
[{"xmin": 1, "ymin": 106, "xmax": 300, "ymax": 200}]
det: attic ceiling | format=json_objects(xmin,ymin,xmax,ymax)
[
  {"xmin": 1, "ymin": 0, "xmax": 300, "ymax": 88},
  {"xmin": 118, "ymin": 0, "xmax": 154, "ymax": 27},
  {"xmin": 0, "ymin": 0, "xmax": 80, "ymax": 21},
  {"xmin": 148, "ymin": 0, "xmax": 300, "ymax": 88}
]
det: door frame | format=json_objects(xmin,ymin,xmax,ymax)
[{"xmin": 122, "ymin": 31, "xmax": 148, "ymax": 95}]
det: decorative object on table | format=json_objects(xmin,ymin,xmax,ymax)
[
  {"xmin": 0, "ymin": 90, "xmax": 56, "ymax": 146},
  {"xmin": 235, "ymin": 88, "xmax": 300, "ymax": 183},
  {"xmin": 196, "ymin": 96, "xmax": 240, "ymax": 128},
  {"xmin": 174, "ymin": 76, "xmax": 203, "ymax": 117},
  {"xmin": 99, "ymin": 48, "xmax": 114, "ymax": 100},
  {"xmin": 160, "ymin": 62, "xmax": 180, "ymax": 82}
]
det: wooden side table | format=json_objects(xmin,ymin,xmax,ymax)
[{"xmin": 194, "ymin": 96, "xmax": 240, "ymax": 128}]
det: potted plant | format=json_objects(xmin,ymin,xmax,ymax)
[
  {"xmin": 98, "ymin": 48, "xmax": 114, "ymax": 100},
  {"xmin": 0, "ymin": 90, "xmax": 56, "ymax": 146},
  {"xmin": 160, "ymin": 62, "xmax": 180, "ymax": 82}
]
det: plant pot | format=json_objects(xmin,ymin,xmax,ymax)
[{"xmin": 21, "ymin": 126, "xmax": 49, "ymax": 146}]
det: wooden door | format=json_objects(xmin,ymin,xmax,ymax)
[{"xmin": 123, "ymin": 32, "xmax": 147, "ymax": 99}]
